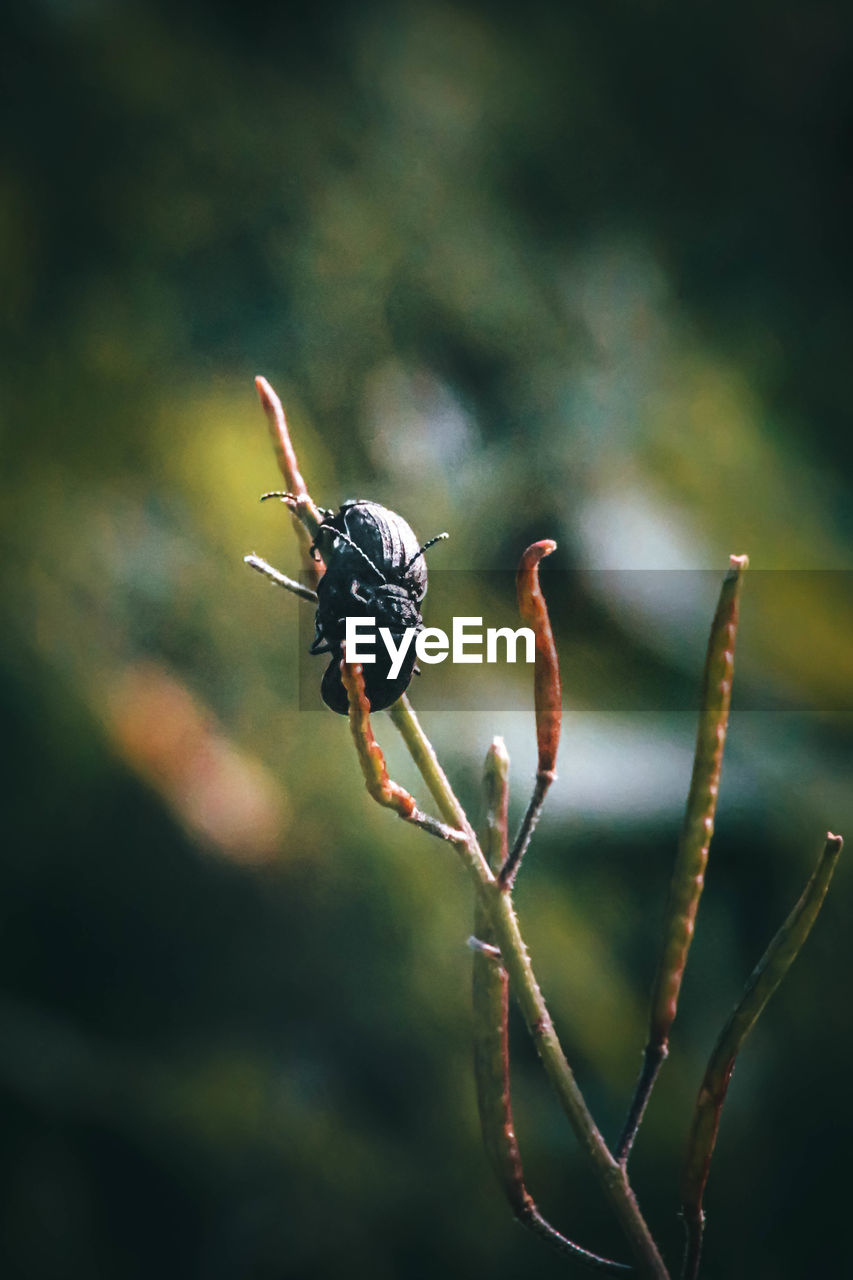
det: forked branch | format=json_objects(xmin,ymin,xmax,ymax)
[
  {"xmin": 473, "ymin": 739, "xmax": 632, "ymax": 1274},
  {"xmin": 390, "ymin": 697, "xmax": 669, "ymax": 1280}
]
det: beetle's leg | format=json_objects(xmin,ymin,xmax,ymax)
[
  {"xmin": 309, "ymin": 614, "xmax": 333, "ymax": 654},
  {"xmin": 305, "ymin": 509, "xmax": 338, "ymax": 560},
  {"xmin": 309, "ymin": 519, "xmax": 330, "ymax": 561}
]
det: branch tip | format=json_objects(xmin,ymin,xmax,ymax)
[
  {"xmin": 253, "ymin": 374, "xmax": 322, "ymax": 550},
  {"xmin": 499, "ymin": 539, "xmax": 562, "ymax": 889}
]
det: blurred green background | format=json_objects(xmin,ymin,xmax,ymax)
[{"xmin": 2, "ymin": 2, "xmax": 852, "ymax": 1277}]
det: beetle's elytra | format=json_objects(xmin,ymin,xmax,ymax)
[{"xmin": 308, "ymin": 500, "xmax": 447, "ymax": 714}]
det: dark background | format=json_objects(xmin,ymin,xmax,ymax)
[{"xmin": 2, "ymin": 2, "xmax": 852, "ymax": 1277}]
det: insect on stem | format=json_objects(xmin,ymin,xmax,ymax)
[{"xmin": 246, "ymin": 380, "xmax": 670, "ymax": 1277}]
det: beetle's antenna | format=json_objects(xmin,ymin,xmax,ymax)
[
  {"xmin": 322, "ymin": 526, "xmax": 387, "ymax": 582},
  {"xmin": 260, "ymin": 490, "xmax": 299, "ymax": 506},
  {"xmin": 403, "ymin": 532, "xmax": 449, "ymax": 574}
]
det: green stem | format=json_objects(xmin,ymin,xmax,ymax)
[
  {"xmin": 618, "ymin": 555, "xmax": 748, "ymax": 1163},
  {"xmin": 388, "ymin": 696, "xmax": 489, "ymax": 880}
]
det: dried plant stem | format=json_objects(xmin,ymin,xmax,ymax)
[
  {"xmin": 254, "ymin": 376, "xmax": 319, "ymax": 525},
  {"xmin": 618, "ymin": 556, "xmax": 748, "ymax": 1164},
  {"xmin": 389, "ymin": 696, "xmax": 669, "ymax": 1279},
  {"xmin": 500, "ymin": 540, "xmax": 561, "ymax": 890},
  {"xmin": 679, "ymin": 832, "xmax": 843, "ymax": 1280},
  {"xmin": 254, "ymin": 375, "xmax": 323, "ymax": 579}
]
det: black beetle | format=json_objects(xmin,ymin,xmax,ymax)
[
  {"xmin": 312, "ymin": 500, "xmax": 448, "ymax": 713},
  {"xmin": 263, "ymin": 496, "xmax": 447, "ymax": 714}
]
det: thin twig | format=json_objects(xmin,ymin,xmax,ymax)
[
  {"xmin": 474, "ymin": 740, "xmax": 632, "ymax": 1274},
  {"xmin": 617, "ymin": 556, "xmax": 748, "ymax": 1164},
  {"xmin": 254, "ymin": 376, "xmax": 320, "ymax": 524},
  {"xmin": 679, "ymin": 832, "xmax": 843, "ymax": 1280},
  {"xmin": 254, "ymin": 375, "xmax": 323, "ymax": 578},
  {"xmin": 500, "ymin": 771, "xmax": 555, "ymax": 891}
]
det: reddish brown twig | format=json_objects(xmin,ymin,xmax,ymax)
[
  {"xmin": 499, "ymin": 540, "xmax": 562, "ymax": 890},
  {"xmin": 340, "ymin": 660, "xmax": 465, "ymax": 843},
  {"xmin": 254, "ymin": 375, "xmax": 323, "ymax": 581}
]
